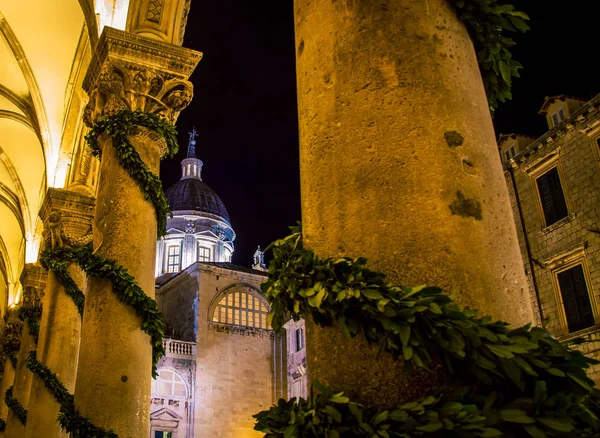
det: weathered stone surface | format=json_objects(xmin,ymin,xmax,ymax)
[
  {"xmin": 74, "ymin": 27, "xmax": 200, "ymax": 437},
  {"xmin": 25, "ymin": 189, "xmax": 94, "ymax": 438},
  {"xmin": 294, "ymin": 0, "xmax": 532, "ymax": 405},
  {"xmin": 4, "ymin": 264, "xmax": 46, "ymax": 438}
]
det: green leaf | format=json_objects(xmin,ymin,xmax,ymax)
[
  {"xmin": 501, "ymin": 409, "xmax": 535, "ymax": 424},
  {"xmin": 399, "ymin": 325, "xmax": 411, "ymax": 346},
  {"xmin": 537, "ymin": 417, "xmax": 574, "ymax": 433}
]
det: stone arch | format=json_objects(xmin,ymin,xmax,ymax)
[{"xmin": 207, "ymin": 282, "xmax": 270, "ymax": 329}]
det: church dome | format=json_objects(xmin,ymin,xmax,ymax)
[{"xmin": 165, "ymin": 178, "xmax": 231, "ymax": 224}]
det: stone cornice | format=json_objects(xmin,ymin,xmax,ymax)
[
  {"xmin": 84, "ymin": 27, "xmax": 202, "ymax": 93},
  {"xmin": 505, "ymin": 94, "xmax": 600, "ymax": 171}
]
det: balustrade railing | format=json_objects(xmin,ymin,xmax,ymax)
[{"xmin": 162, "ymin": 337, "xmax": 195, "ymax": 358}]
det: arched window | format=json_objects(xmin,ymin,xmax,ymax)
[
  {"xmin": 151, "ymin": 369, "xmax": 187, "ymax": 398},
  {"xmin": 212, "ymin": 291, "xmax": 269, "ymax": 329}
]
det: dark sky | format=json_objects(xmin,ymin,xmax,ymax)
[{"xmin": 162, "ymin": 0, "xmax": 596, "ymax": 266}]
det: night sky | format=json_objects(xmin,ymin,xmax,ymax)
[{"xmin": 162, "ymin": 0, "xmax": 596, "ymax": 266}]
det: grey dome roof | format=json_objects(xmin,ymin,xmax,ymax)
[{"xmin": 165, "ymin": 178, "xmax": 231, "ymax": 224}]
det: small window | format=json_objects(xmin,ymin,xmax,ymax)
[
  {"xmin": 504, "ymin": 145, "xmax": 516, "ymax": 162},
  {"xmin": 151, "ymin": 370, "xmax": 187, "ymax": 397},
  {"xmin": 166, "ymin": 245, "xmax": 181, "ymax": 273},
  {"xmin": 198, "ymin": 245, "xmax": 211, "ymax": 262},
  {"xmin": 295, "ymin": 328, "xmax": 304, "ymax": 352},
  {"xmin": 536, "ymin": 167, "xmax": 568, "ymax": 226},
  {"xmin": 155, "ymin": 431, "xmax": 173, "ymax": 438},
  {"xmin": 212, "ymin": 291, "xmax": 269, "ymax": 329},
  {"xmin": 551, "ymin": 107, "xmax": 566, "ymax": 127},
  {"xmin": 557, "ymin": 265, "xmax": 595, "ymax": 332}
]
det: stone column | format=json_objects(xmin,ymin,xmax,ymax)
[
  {"xmin": 294, "ymin": 0, "xmax": 533, "ymax": 405},
  {"xmin": 3, "ymin": 265, "xmax": 47, "ymax": 438},
  {"xmin": 24, "ymin": 188, "xmax": 95, "ymax": 438},
  {"xmin": 74, "ymin": 27, "xmax": 200, "ymax": 437},
  {"xmin": 0, "ymin": 316, "xmax": 20, "ymax": 435}
]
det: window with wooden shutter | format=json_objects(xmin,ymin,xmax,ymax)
[
  {"xmin": 557, "ymin": 265, "xmax": 595, "ymax": 332},
  {"xmin": 536, "ymin": 167, "xmax": 568, "ymax": 226},
  {"xmin": 551, "ymin": 107, "xmax": 566, "ymax": 127}
]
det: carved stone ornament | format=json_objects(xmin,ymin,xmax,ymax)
[
  {"xmin": 83, "ymin": 27, "xmax": 201, "ymax": 128},
  {"xmin": 184, "ymin": 220, "xmax": 196, "ymax": 234},
  {"xmin": 39, "ymin": 188, "xmax": 96, "ymax": 250},
  {"xmin": 20, "ymin": 264, "xmax": 48, "ymax": 306}
]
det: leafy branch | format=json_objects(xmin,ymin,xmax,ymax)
[
  {"xmin": 449, "ymin": 0, "xmax": 530, "ymax": 112},
  {"xmin": 257, "ymin": 224, "xmax": 600, "ymax": 436}
]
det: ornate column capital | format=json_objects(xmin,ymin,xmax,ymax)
[
  {"xmin": 19, "ymin": 264, "xmax": 47, "ymax": 308},
  {"xmin": 82, "ymin": 27, "xmax": 202, "ymax": 127},
  {"xmin": 39, "ymin": 188, "xmax": 96, "ymax": 250}
]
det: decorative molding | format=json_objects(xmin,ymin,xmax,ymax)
[
  {"xmin": 207, "ymin": 321, "xmax": 275, "ymax": 339},
  {"xmin": 146, "ymin": 0, "xmax": 164, "ymax": 24}
]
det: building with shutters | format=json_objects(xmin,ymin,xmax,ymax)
[{"xmin": 499, "ymin": 94, "xmax": 600, "ymax": 383}]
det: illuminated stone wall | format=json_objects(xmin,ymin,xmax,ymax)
[
  {"xmin": 503, "ymin": 94, "xmax": 600, "ymax": 383},
  {"xmin": 156, "ymin": 263, "xmax": 285, "ymax": 437}
]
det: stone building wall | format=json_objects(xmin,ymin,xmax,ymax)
[
  {"xmin": 156, "ymin": 263, "xmax": 285, "ymax": 437},
  {"xmin": 283, "ymin": 318, "xmax": 308, "ymax": 400},
  {"xmin": 503, "ymin": 94, "xmax": 600, "ymax": 382},
  {"xmin": 194, "ymin": 265, "xmax": 283, "ymax": 438}
]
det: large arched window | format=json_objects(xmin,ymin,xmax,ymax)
[
  {"xmin": 151, "ymin": 369, "xmax": 188, "ymax": 398},
  {"xmin": 212, "ymin": 290, "xmax": 269, "ymax": 329}
]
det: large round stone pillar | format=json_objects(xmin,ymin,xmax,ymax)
[
  {"xmin": 295, "ymin": 0, "xmax": 533, "ymax": 404},
  {"xmin": 73, "ymin": 28, "xmax": 200, "ymax": 437},
  {"xmin": 25, "ymin": 189, "xmax": 94, "ymax": 438}
]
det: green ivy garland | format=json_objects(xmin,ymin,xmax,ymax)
[
  {"xmin": 40, "ymin": 244, "xmax": 165, "ymax": 375},
  {"xmin": 4, "ymin": 386, "xmax": 27, "ymax": 426},
  {"xmin": 85, "ymin": 109, "xmax": 179, "ymax": 238},
  {"xmin": 0, "ymin": 333, "xmax": 20, "ymax": 369},
  {"xmin": 449, "ymin": 0, "xmax": 529, "ymax": 112},
  {"xmin": 17, "ymin": 305, "xmax": 42, "ymax": 344},
  {"xmin": 255, "ymin": 225, "xmax": 600, "ymax": 437},
  {"xmin": 25, "ymin": 350, "xmax": 117, "ymax": 438},
  {"xmin": 24, "ymin": 109, "xmax": 174, "ymax": 437}
]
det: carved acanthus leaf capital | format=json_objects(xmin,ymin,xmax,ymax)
[{"xmin": 83, "ymin": 28, "xmax": 201, "ymax": 128}]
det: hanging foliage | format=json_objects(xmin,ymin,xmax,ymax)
[
  {"xmin": 85, "ymin": 109, "xmax": 179, "ymax": 238},
  {"xmin": 255, "ymin": 224, "xmax": 600, "ymax": 437},
  {"xmin": 449, "ymin": 0, "xmax": 530, "ymax": 112},
  {"xmin": 17, "ymin": 305, "xmax": 42, "ymax": 344},
  {"xmin": 26, "ymin": 109, "xmax": 174, "ymax": 438},
  {"xmin": 40, "ymin": 244, "xmax": 165, "ymax": 375},
  {"xmin": 4, "ymin": 386, "xmax": 27, "ymax": 426},
  {"xmin": 26, "ymin": 351, "xmax": 118, "ymax": 438}
]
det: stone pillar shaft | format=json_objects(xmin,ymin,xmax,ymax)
[
  {"xmin": 4, "ymin": 264, "xmax": 47, "ymax": 438},
  {"xmin": 25, "ymin": 188, "xmax": 94, "ymax": 438},
  {"xmin": 294, "ymin": 0, "xmax": 533, "ymax": 405},
  {"xmin": 74, "ymin": 27, "xmax": 200, "ymax": 437}
]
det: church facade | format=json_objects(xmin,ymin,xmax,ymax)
[{"xmin": 150, "ymin": 132, "xmax": 286, "ymax": 437}]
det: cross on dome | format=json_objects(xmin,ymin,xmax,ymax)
[{"xmin": 187, "ymin": 127, "xmax": 198, "ymax": 158}]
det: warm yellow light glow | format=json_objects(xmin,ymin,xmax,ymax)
[
  {"xmin": 53, "ymin": 155, "xmax": 70, "ymax": 189},
  {"xmin": 25, "ymin": 234, "xmax": 41, "ymax": 264},
  {"xmin": 7, "ymin": 282, "xmax": 22, "ymax": 306},
  {"xmin": 95, "ymin": 0, "xmax": 130, "ymax": 35}
]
